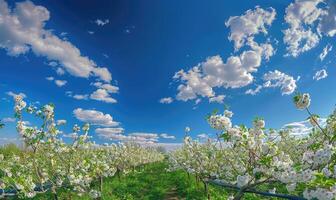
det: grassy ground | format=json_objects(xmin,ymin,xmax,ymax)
[{"xmin": 29, "ymin": 162, "xmax": 286, "ymax": 200}]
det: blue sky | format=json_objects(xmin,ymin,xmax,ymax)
[{"xmin": 0, "ymin": 0, "xmax": 335, "ymax": 145}]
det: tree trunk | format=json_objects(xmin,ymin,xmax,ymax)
[
  {"xmin": 233, "ymin": 189, "xmax": 245, "ymax": 200},
  {"xmin": 203, "ymin": 181, "xmax": 210, "ymax": 200},
  {"xmin": 100, "ymin": 176, "xmax": 103, "ymax": 193}
]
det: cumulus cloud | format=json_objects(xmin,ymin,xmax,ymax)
[
  {"xmin": 90, "ymin": 89, "xmax": 117, "ymax": 104},
  {"xmin": 0, "ymin": 0, "xmax": 112, "ymax": 82},
  {"xmin": 283, "ymin": 0, "xmax": 336, "ymax": 57},
  {"xmin": 95, "ymin": 19, "xmax": 109, "ymax": 26},
  {"xmin": 95, "ymin": 127, "xmax": 125, "ymax": 139},
  {"xmin": 173, "ymin": 45, "xmax": 271, "ymax": 101},
  {"xmin": 54, "ymin": 80, "xmax": 67, "ymax": 87},
  {"xmin": 96, "ymin": 130, "xmax": 162, "ymax": 143},
  {"xmin": 160, "ymin": 133, "xmax": 176, "ymax": 139},
  {"xmin": 313, "ymin": 69, "xmax": 328, "ymax": 81},
  {"xmin": 262, "ymin": 70, "xmax": 297, "ymax": 95},
  {"xmin": 226, "ymin": 6, "xmax": 276, "ymax": 50},
  {"xmin": 92, "ymin": 82, "xmax": 119, "ymax": 93},
  {"xmin": 56, "ymin": 68, "xmax": 65, "ymax": 75},
  {"xmin": 209, "ymin": 95, "xmax": 225, "ymax": 104},
  {"xmin": 46, "ymin": 76, "xmax": 54, "ymax": 81},
  {"xmin": 159, "ymin": 97, "xmax": 173, "ymax": 104},
  {"xmin": 46, "ymin": 77, "xmax": 67, "ymax": 87},
  {"xmin": 245, "ymin": 85, "xmax": 262, "ymax": 95},
  {"xmin": 319, "ymin": 44, "xmax": 332, "ymax": 61},
  {"xmin": 172, "ymin": 7, "xmax": 275, "ymax": 103},
  {"xmin": 66, "ymin": 91, "xmax": 89, "ymax": 100},
  {"xmin": 73, "ymin": 108, "xmax": 119, "ymax": 127},
  {"xmin": 56, "ymin": 119, "xmax": 66, "ymax": 126}
]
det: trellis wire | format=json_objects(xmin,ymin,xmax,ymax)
[{"xmin": 207, "ymin": 179, "xmax": 306, "ymax": 200}]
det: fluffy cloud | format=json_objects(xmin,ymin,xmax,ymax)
[
  {"xmin": 172, "ymin": 7, "xmax": 275, "ymax": 103},
  {"xmin": 54, "ymin": 80, "xmax": 67, "ymax": 87},
  {"xmin": 283, "ymin": 0, "xmax": 336, "ymax": 57},
  {"xmin": 128, "ymin": 132, "xmax": 159, "ymax": 140},
  {"xmin": 209, "ymin": 95, "xmax": 225, "ymax": 104},
  {"xmin": 225, "ymin": 7, "xmax": 276, "ymax": 50},
  {"xmin": 159, "ymin": 97, "xmax": 173, "ymax": 104},
  {"xmin": 73, "ymin": 94, "xmax": 89, "ymax": 100},
  {"xmin": 96, "ymin": 131, "xmax": 161, "ymax": 143},
  {"xmin": 90, "ymin": 89, "xmax": 117, "ymax": 104},
  {"xmin": 95, "ymin": 127, "xmax": 124, "ymax": 139},
  {"xmin": 319, "ymin": 44, "xmax": 332, "ymax": 61},
  {"xmin": 160, "ymin": 133, "xmax": 176, "ymax": 139},
  {"xmin": 92, "ymin": 82, "xmax": 119, "ymax": 93},
  {"xmin": 73, "ymin": 108, "xmax": 119, "ymax": 127},
  {"xmin": 174, "ymin": 44, "xmax": 271, "ymax": 102},
  {"xmin": 66, "ymin": 91, "xmax": 89, "ymax": 100},
  {"xmin": 46, "ymin": 77, "xmax": 67, "ymax": 87},
  {"xmin": 95, "ymin": 19, "xmax": 109, "ymax": 26},
  {"xmin": 313, "ymin": 69, "xmax": 328, "ymax": 81},
  {"xmin": 245, "ymin": 85, "xmax": 262, "ymax": 95},
  {"xmin": 0, "ymin": 0, "xmax": 112, "ymax": 82},
  {"xmin": 263, "ymin": 70, "xmax": 297, "ymax": 95},
  {"xmin": 56, "ymin": 119, "xmax": 66, "ymax": 126}
]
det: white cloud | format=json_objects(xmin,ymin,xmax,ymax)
[
  {"xmin": 2, "ymin": 117, "xmax": 15, "ymax": 122},
  {"xmin": 88, "ymin": 31, "xmax": 94, "ymax": 35},
  {"xmin": 73, "ymin": 108, "xmax": 119, "ymax": 127},
  {"xmin": 6, "ymin": 91, "xmax": 26, "ymax": 98},
  {"xmin": 48, "ymin": 61, "xmax": 57, "ymax": 67},
  {"xmin": 95, "ymin": 19, "xmax": 109, "ymax": 26},
  {"xmin": 197, "ymin": 133, "xmax": 209, "ymax": 139},
  {"xmin": 54, "ymin": 80, "xmax": 67, "ymax": 87},
  {"xmin": 282, "ymin": 118, "xmax": 326, "ymax": 136},
  {"xmin": 92, "ymin": 82, "xmax": 119, "ymax": 93},
  {"xmin": 56, "ymin": 119, "xmax": 66, "ymax": 126},
  {"xmin": 96, "ymin": 130, "xmax": 160, "ymax": 143},
  {"xmin": 172, "ymin": 7, "xmax": 275, "ymax": 103},
  {"xmin": 73, "ymin": 94, "xmax": 89, "ymax": 100},
  {"xmin": 313, "ymin": 69, "xmax": 328, "ymax": 81},
  {"xmin": 60, "ymin": 32, "xmax": 67, "ymax": 37},
  {"xmin": 159, "ymin": 97, "xmax": 173, "ymax": 104},
  {"xmin": 66, "ymin": 91, "xmax": 89, "ymax": 100},
  {"xmin": 245, "ymin": 85, "xmax": 262, "ymax": 95},
  {"xmin": 95, "ymin": 127, "xmax": 124, "ymax": 139},
  {"xmin": 90, "ymin": 89, "xmax": 117, "ymax": 104},
  {"xmin": 283, "ymin": 0, "xmax": 336, "ymax": 57},
  {"xmin": 56, "ymin": 67, "xmax": 65, "ymax": 75},
  {"xmin": 209, "ymin": 95, "xmax": 225, "ymax": 104},
  {"xmin": 128, "ymin": 132, "xmax": 159, "ymax": 139},
  {"xmin": 319, "ymin": 44, "xmax": 332, "ymax": 61},
  {"xmin": 160, "ymin": 133, "xmax": 176, "ymax": 139},
  {"xmin": 46, "ymin": 76, "xmax": 54, "ymax": 81},
  {"xmin": 263, "ymin": 70, "xmax": 297, "ymax": 95},
  {"xmin": 0, "ymin": 0, "xmax": 112, "ymax": 82},
  {"xmin": 173, "ymin": 47, "xmax": 269, "ymax": 101},
  {"xmin": 46, "ymin": 77, "xmax": 67, "ymax": 87},
  {"xmin": 226, "ymin": 6, "xmax": 276, "ymax": 51}
]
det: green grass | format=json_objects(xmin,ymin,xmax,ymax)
[{"xmin": 27, "ymin": 162, "xmax": 284, "ymax": 200}]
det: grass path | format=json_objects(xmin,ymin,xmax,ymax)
[{"xmin": 33, "ymin": 162, "xmax": 273, "ymax": 200}]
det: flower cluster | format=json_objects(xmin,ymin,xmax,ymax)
[
  {"xmin": 169, "ymin": 93, "xmax": 336, "ymax": 200},
  {"xmin": 0, "ymin": 95, "xmax": 164, "ymax": 198}
]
